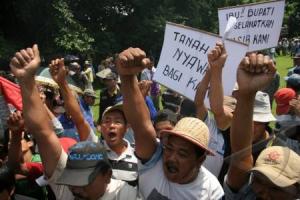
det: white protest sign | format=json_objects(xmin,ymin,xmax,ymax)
[
  {"xmin": 153, "ymin": 22, "xmax": 248, "ymax": 101},
  {"xmin": 218, "ymin": 0, "xmax": 285, "ymax": 51}
]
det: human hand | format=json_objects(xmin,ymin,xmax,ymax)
[
  {"xmin": 289, "ymin": 98, "xmax": 300, "ymax": 116},
  {"xmin": 208, "ymin": 42, "xmax": 227, "ymax": 71},
  {"xmin": 7, "ymin": 111, "xmax": 24, "ymax": 134},
  {"xmin": 49, "ymin": 58, "xmax": 68, "ymax": 85},
  {"xmin": 116, "ymin": 47, "xmax": 151, "ymax": 76},
  {"xmin": 237, "ymin": 53, "xmax": 276, "ymax": 95},
  {"xmin": 10, "ymin": 44, "xmax": 41, "ymax": 81},
  {"xmin": 138, "ymin": 80, "xmax": 152, "ymax": 98}
]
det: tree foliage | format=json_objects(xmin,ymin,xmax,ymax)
[{"xmin": 0, "ymin": 0, "xmax": 299, "ymax": 65}]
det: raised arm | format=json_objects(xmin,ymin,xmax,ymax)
[
  {"xmin": 9, "ymin": 45, "xmax": 61, "ymax": 177},
  {"xmin": 7, "ymin": 111, "xmax": 24, "ymax": 172},
  {"xmin": 208, "ymin": 42, "xmax": 232, "ymax": 130},
  {"xmin": 116, "ymin": 48, "xmax": 157, "ymax": 161},
  {"xmin": 194, "ymin": 68, "xmax": 210, "ymax": 121},
  {"xmin": 227, "ymin": 53, "xmax": 276, "ymax": 190},
  {"xmin": 49, "ymin": 59, "xmax": 91, "ymax": 141}
]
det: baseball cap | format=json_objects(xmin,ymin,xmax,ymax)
[
  {"xmin": 293, "ymin": 53, "xmax": 300, "ymax": 59},
  {"xmin": 251, "ymin": 146, "xmax": 300, "ymax": 187},
  {"xmin": 83, "ymin": 88, "xmax": 98, "ymax": 98},
  {"xmin": 56, "ymin": 141, "xmax": 111, "ymax": 186},
  {"xmin": 285, "ymin": 74, "xmax": 300, "ymax": 88},
  {"xmin": 101, "ymin": 103, "xmax": 123, "ymax": 120},
  {"xmin": 253, "ymin": 91, "xmax": 276, "ymax": 122},
  {"xmin": 274, "ymin": 88, "xmax": 296, "ymax": 115},
  {"xmin": 96, "ymin": 68, "xmax": 117, "ymax": 80},
  {"xmin": 160, "ymin": 117, "xmax": 215, "ymax": 155}
]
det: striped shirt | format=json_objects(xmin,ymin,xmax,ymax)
[{"xmin": 103, "ymin": 140, "xmax": 138, "ymax": 186}]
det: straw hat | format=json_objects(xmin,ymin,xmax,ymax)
[{"xmin": 160, "ymin": 117, "xmax": 214, "ymax": 155}]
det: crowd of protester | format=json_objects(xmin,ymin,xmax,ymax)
[{"xmin": 0, "ymin": 41, "xmax": 299, "ymax": 200}]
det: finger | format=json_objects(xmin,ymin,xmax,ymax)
[
  {"xmin": 249, "ymin": 53, "xmax": 257, "ymax": 73},
  {"xmin": 26, "ymin": 48, "xmax": 34, "ymax": 59},
  {"xmin": 10, "ymin": 57, "xmax": 21, "ymax": 69},
  {"xmin": 215, "ymin": 46, "xmax": 222, "ymax": 57},
  {"xmin": 32, "ymin": 44, "xmax": 40, "ymax": 58},
  {"xmin": 20, "ymin": 49, "xmax": 31, "ymax": 64},
  {"xmin": 15, "ymin": 52, "xmax": 27, "ymax": 66},
  {"xmin": 141, "ymin": 58, "xmax": 151, "ymax": 68},
  {"xmin": 256, "ymin": 54, "xmax": 264, "ymax": 73},
  {"xmin": 266, "ymin": 59, "xmax": 276, "ymax": 74},
  {"xmin": 262, "ymin": 56, "xmax": 269, "ymax": 73},
  {"xmin": 239, "ymin": 56, "xmax": 250, "ymax": 71}
]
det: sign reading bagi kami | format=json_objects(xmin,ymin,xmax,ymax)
[
  {"xmin": 218, "ymin": 0, "xmax": 285, "ymax": 51},
  {"xmin": 153, "ymin": 22, "xmax": 248, "ymax": 101}
]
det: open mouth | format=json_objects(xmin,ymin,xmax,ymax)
[
  {"xmin": 107, "ymin": 132, "xmax": 117, "ymax": 141},
  {"xmin": 166, "ymin": 163, "xmax": 178, "ymax": 174}
]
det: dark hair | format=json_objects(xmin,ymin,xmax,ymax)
[
  {"xmin": 0, "ymin": 165, "xmax": 15, "ymax": 194},
  {"xmin": 154, "ymin": 109, "xmax": 177, "ymax": 126},
  {"xmin": 88, "ymin": 160, "xmax": 112, "ymax": 183}
]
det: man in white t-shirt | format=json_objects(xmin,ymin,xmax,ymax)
[
  {"xmin": 116, "ymin": 47, "xmax": 224, "ymax": 199},
  {"xmin": 9, "ymin": 45, "xmax": 139, "ymax": 200}
]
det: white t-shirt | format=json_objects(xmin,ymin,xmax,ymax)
[
  {"xmin": 138, "ymin": 144, "xmax": 224, "ymax": 200},
  {"xmin": 48, "ymin": 150, "xmax": 139, "ymax": 200},
  {"xmin": 203, "ymin": 113, "xmax": 225, "ymax": 177}
]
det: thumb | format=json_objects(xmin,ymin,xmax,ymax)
[
  {"xmin": 32, "ymin": 44, "xmax": 40, "ymax": 58},
  {"xmin": 58, "ymin": 58, "xmax": 65, "ymax": 68},
  {"xmin": 141, "ymin": 58, "xmax": 151, "ymax": 69}
]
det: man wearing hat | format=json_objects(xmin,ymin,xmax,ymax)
[
  {"xmin": 251, "ymin": 91, "xmax": 277, "ymax": 161},
  {"xmin": 9, "ymin": 45, "xmax": 139, "ymax": 200},
  {"xmin": 116, "ymin": 47, "xmax": 224, "ymax": 199},
  {"xmin": 98, "ymin": 103, "xmax": 139, "ymax": 186},
  {"xmin": 79, "ymin": 88, "xmax": 98, "ymax": 130},
  {"xmin": 287, "ymin": 53, "xmax": 300, "ymax": 77},
  {"xmin": 225, "ymin": 52, "xmax": 300, "ymax": 199},
  {"xmin": 96, "ymin": 68, "xmax": 121, "ymax": 122}
]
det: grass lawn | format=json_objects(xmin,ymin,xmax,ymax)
[{"xmin": 91, "ymin": 55, "xmax": 294, "ymax": 124}]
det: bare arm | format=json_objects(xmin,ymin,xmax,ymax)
[
  {"xmin": 208, "ymin": 42, "xmax": 232, "ymax": 130},
  {"xmin": 9, "ymin": 45, "xmax": 62, "ymax": 177},
  {"xmin": 194, "ymin": 69, "xmax": 210, "ymax": 120},
  {"xmin": 49, "ymin": 59, "xmax": 91, "ymax": 141},
  {"xmin": 7, "ymin": 111, "xmax": 24, "ymax": 173},
  {"xmin": 227, "ymin": 53, "xmax": 276, "ymax": 190},
  {"xmin": 117, "ymin": 48, "xmax": 157, "ymax": 161}
]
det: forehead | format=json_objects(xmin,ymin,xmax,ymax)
[
  {"xmin": 102, "ymin": 110, "xmax": 125, "ymax": 120},
  {"xmin": 164, "ymin": 135, "xmax": 196, "ymax": 151}
]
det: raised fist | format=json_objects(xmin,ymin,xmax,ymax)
[
  {"xmin": 116, "ymin": 47, "xmax": 151, "ymax": 76},
  {"xmin": 10, "ymin": 44, "xmax": 41, "ymax": 80},
  {"xmin": 237, "ymin": 53, "xmax": 276, "ymax": 94}
]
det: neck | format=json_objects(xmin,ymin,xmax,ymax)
[
  {"xmin": 23, "ymin": 150, "xmax": 33, "ymax": 163},
  {"xmin": 108, "ymin": 86, "xmax": 116, "ymax": 93},
  {"xmin": 110, "ymin": 141, "xmax": 127, "ymax": 156}
]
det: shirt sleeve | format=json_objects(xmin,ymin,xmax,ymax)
[
  {"xmin": 47, "ymin": 150, "xmax": 68, "ymax": 184},
  {"xmin": 138, "ymin": 143, "xmax": 162, "ymax": 175},
  {"xmin": 223, "ymin": 176, "xmax": 255, "ymax": 200},
  {"xmin": 52, "ymin": 118, "xmax": 64, "ymax": 136},
  {"xmin": 86, "ymin": 128, "xmax": 99, "ymax": 143}
]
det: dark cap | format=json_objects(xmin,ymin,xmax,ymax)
[
  {"xmin": 285, "ymin": 74, "xmax": 300, "ymax": 88},
  {"xmin": 96, "ymin": 68, "xmax": 117, "ymax": 80},
  {"xmin": 83, "ymin": 88, "xmax": 98, "ymax": 98},
  {"xmin": 56, "ymin": 141, "xmax": 111, "ymax": 186}
]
